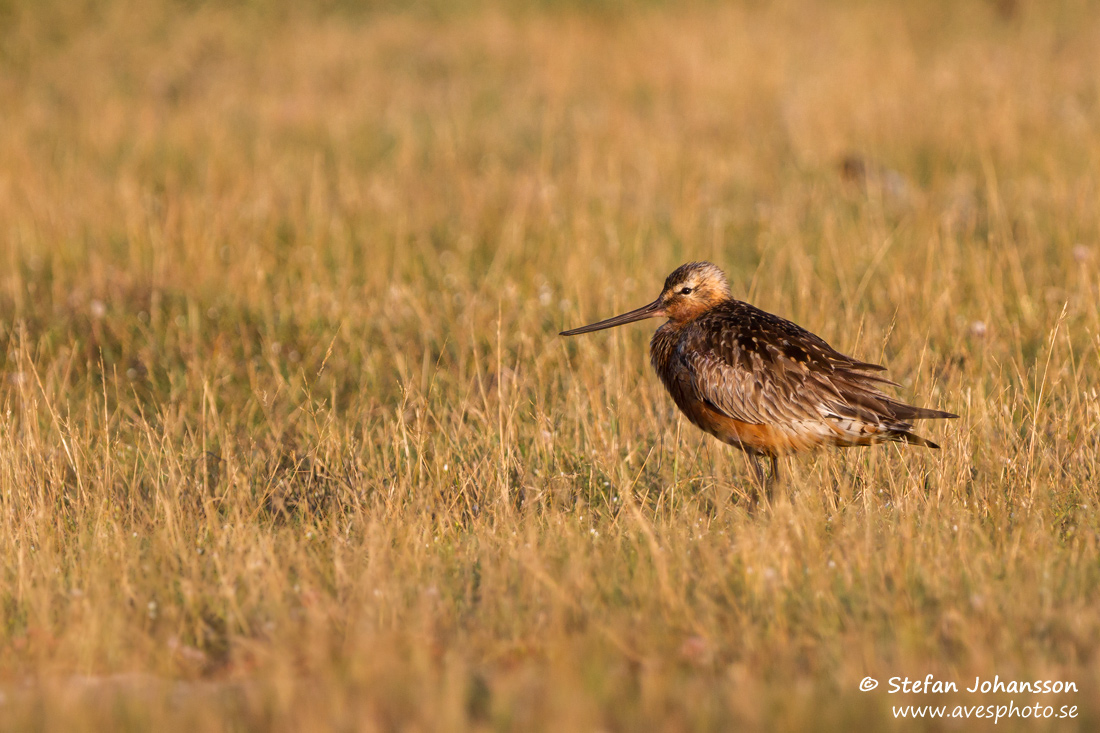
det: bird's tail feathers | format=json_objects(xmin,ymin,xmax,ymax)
[{"xmin": 889, "ymin": 429, "xmax": 941, "ymax": 450}]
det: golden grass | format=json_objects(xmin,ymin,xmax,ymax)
[{"xmin": 1, "ymin": 0, "xmax": 1099, "ymax": 729}]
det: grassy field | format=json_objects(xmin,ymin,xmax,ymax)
[{"xmin": 2, "ymin": 0, "xmax": 1099, "ymax": 729}]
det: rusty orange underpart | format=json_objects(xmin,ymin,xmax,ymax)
[
  {"xmin": 680, "ymin": 400, "xmax": 825, "ymax": 457},
  {"xmin": 713, "ymin": 417, "xmax": 814, "ymax": 457}
]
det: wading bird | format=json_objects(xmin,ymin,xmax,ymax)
[{"xmin": 560, "ymin": 262, "xmax": 955, "ymax": 492}]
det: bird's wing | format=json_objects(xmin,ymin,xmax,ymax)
[{"xmin": 679, "ymin": 302, "xmax": 909, "ymax": 428}]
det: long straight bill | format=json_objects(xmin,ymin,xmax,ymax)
[{"xmin": 559, "ymin": 299, "xmax": 665, "ymax": 336}]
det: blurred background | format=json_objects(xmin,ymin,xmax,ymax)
[{"xmin": 3, "ymin": 0, "xmax": 1098, "ymax": 347}]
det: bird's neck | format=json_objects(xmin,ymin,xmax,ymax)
[{"xmin": 663, "ymin": 299, "xmax": 726, "ymax": 326}]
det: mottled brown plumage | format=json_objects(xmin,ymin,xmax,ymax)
[{"xmin": 561, "ymin": 261, "xmax": 956, "ymax": 484}]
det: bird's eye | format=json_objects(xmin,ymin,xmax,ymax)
[{"xmin": 680, "ymin": 287, "xmax": 693, "ymax": 295}]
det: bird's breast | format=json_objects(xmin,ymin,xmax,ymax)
[{"xmin": 649, "ymin": 323, "xmax": 684, "ymax": 386}]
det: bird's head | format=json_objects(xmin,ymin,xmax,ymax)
[
  {"xmin": 657, "ymin": 261, "xmax": 731, "ymax": 322},
  {"xmin": 560, "ymin": 261, "xmax": 730, "ymax": 336}
]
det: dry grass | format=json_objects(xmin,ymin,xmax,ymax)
[{"xmin": 1, "ymin": 0, "xmax": 1099, "ymax": 729}]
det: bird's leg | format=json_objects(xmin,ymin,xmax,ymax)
[
  {"xmin": 749, "ymin": 455, "xmax": 779, "ymax": 506},
  {"xmin": 751, "ymin": 457, "xmax": 767, "ymax": 487}
]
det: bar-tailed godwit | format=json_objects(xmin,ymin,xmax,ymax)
[{"xmin": 561, "ymin": 261, "xmax": 956, "ymax": 489}]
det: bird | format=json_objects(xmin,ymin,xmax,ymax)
[{"xmin": 560, "ymin": 261, "xmax": 956, "ymax": 493}]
